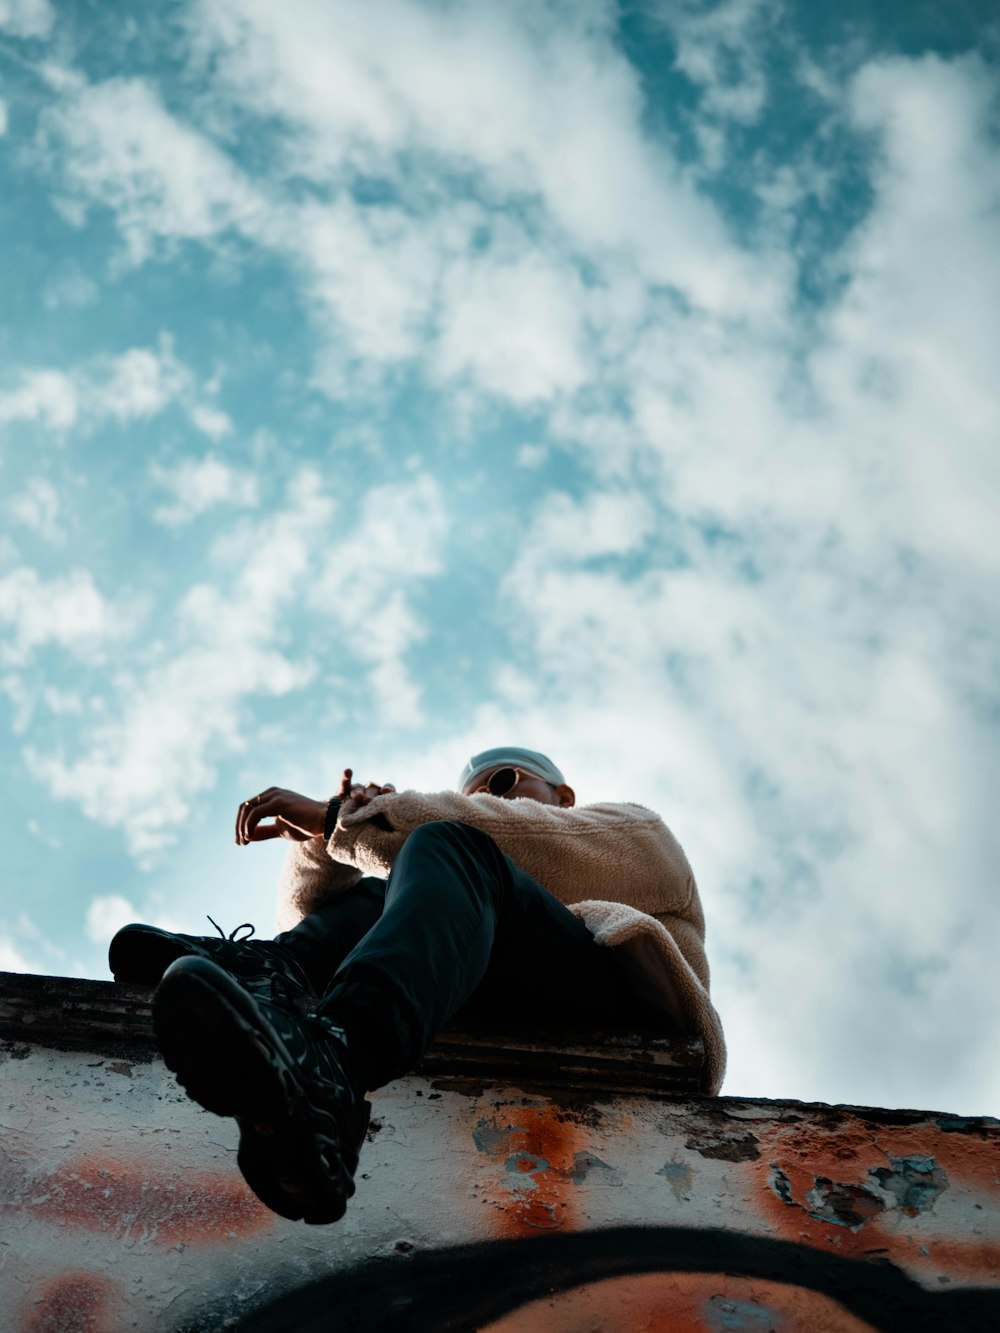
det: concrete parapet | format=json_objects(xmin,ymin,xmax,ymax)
[{"xmin": 1, "ymin": 971, "xmax": 997, "ymax": 1331}]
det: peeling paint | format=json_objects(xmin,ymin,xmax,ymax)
[
  {"xmin": 869, "ymin": 1156, "xmax": 948, "ymax": 1216},
  {"xmin": 570, "ymin": 1152, "xmax": 623, "ymax": 1187},
  {"xmin": 704, "ymin": 1291, "xmax": 783, "ymax": 1331},
  {"xmin": 804, "ymin": 1177, "xmax": 886, "ymax": 1229},
  {"xmin": 656, "ymin": 1159, "xmax": 695, "ymax": 1202},
  {"xmin": 771, "ymin": 1164, "xmax": 888, "ymax": 1230},
  {"xmin": 686, "ymin": 1130, "xmax": 760, "ymax": 1163},
  {"xmin": 3, "ymin": 976, "xmax": 999, "ymax": 1332}
]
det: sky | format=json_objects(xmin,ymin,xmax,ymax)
[{"xmin": 1, "ymin": 0, "xmax": 998, "ymax": 1116}]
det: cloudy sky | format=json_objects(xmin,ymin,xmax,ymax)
[{"xmin": 1, "ymin": 0, "xmax": 998, "ymax": 1116}]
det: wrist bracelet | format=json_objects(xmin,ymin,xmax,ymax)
[{"xmin": 323, "ymin": 797, "xmax": 341, "ymax": 840}]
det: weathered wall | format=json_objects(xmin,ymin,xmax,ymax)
[{"xmin": 1, "ymin": 976, "xmax": 998, "ymax": 1332}]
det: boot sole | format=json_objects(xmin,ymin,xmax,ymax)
[{"xmin": 153, "ymin": 957, "xmax": 369, "ymax": 1224}]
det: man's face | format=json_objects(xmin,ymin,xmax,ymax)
[{"xmin": 462, "ymin": 766, "xmax": 575, "ymax": 808}]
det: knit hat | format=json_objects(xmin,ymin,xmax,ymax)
[{"xmin": 459, "ymin": 747, "xmax": 566, "ymax": 791}]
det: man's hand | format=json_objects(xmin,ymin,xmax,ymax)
[
  {"xmin": 349, "ymin": 780, "xmax": 396, "ymax": 807},
  {"xmin": 236, "ymin": 787, "xmax": 328, "ymax": 845},
  {"xmin": 336, "ymin": 767, "xmax": 396, "ymax": 805}
]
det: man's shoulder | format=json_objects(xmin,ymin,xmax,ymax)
[{"xmin": 576, "ymin": 801, "xmax": 666, "ymax": 825}]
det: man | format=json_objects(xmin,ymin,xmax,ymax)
[{"xmin": 110, "ymin": 747, "xmax": 725, "ymax": 1226}]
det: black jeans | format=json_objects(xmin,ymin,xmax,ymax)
[{"xmin": 274, "ymin": 820, "xmax": 647, "ymax": 1088}]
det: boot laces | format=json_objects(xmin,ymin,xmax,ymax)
[{"xmin": 206, "ymin": 914, "xmax": 256, "ymax": 943}]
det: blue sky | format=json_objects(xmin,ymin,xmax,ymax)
[{"xmin": 1, "ymin": 0, "xmax": 998, "ymax": 1115}]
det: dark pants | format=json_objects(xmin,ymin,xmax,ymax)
[{"xmin": 274, "ymin": 821, "xmax": 646, "ymax": 1089}]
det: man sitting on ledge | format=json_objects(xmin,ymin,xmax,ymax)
[{"xmin": 109, "ymin": 747, "xmax": 725, "ymax": 1225}]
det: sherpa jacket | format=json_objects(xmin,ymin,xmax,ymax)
[{"xmin": 277, "ymin": 790, "xmax": 726, "ymax": 1094}]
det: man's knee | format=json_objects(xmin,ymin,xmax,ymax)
[
  {"xmin": 403, "ymin": 820, "xmax": 506, "ymax": 871},
  {"xmin": 407, "ymin": 819, "xmax": 487, "ymax": 848}
]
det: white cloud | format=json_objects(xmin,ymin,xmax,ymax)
[
  {"xmin": 0, "ymin": 0, "xmax": 54, "ymax": 40},
  {"xmin": 8, "ymin": 477, "xmax": 64, "ymax": 544},
  {"xmin": 811, "ymin": 53, "xmax": 1000, "ymax": 574},
  {"xmin": 434, "ymin": 250, "xmax": 588, "ymax": 406},
  {"xmin": 151, "ymin": 454, "xmax": 257, "ymax": 526},
  {"xmin": 35, "ymin": 1, "xmax": 786, "ymax": 413},
  {"xmin": 42, "ymin": 72, "xmax": 264, "ymax": 264},
  {"xmin": 190, "ymin": 0, "xmax": 777, "ymax": 314},
  {"xmin": 0, "ymin": 566, "xmax": 126, "ymax": 665},
  {"xmin": 0, "ymin": 337, "xmax": 231, "ymax": 439},
  {"xmin": 0, "ymin": 368, "xmax": 78, "ymax": 430},
  {"xmin": 309, "ymin": 474, "xmax": 449, "ymax": 727},
  {"xmin": 27, "ymin": 469, "xmax": 331, "ymax": 860},
  {"xmin": 11, "ymin": 3, "xmax": 1000, "ymax": 1118},
  {"xmin": 0, "ymin": 935, "xmax": 40, "ymax": 973},
  {"xmin": 0, "ymin": 98, "xmax": 8, "ymax": 137},
  {"xmin": 664, "ymin": 0, "xmax": 775, "ymax": 127},
  {"xmin": 188, "ymin": 403, "xmax": 233, "ymax": 439},
  {"xmin": 91, "ymin": 343, "xmax": 187, "ymax": 420},
  {"xmin": 292, "ymin": 196, "xmax": 442, "ymax": 368},
  {"xmin": 42, "ymin": 267, "xmax": 99, "ymax": 309},
  {"xmin": 0, "ymin": 908, "xmax": 69, "ymax": 973},
  {"xmin": 426, "ymin": 470, "xmax": 997, "ymax": 1111},
  {"xmin": 84, "ymin": 894, "xmax": 187, "ymax": 944},
  {"xmin": 85, "ymin": 894, "xmax": 138, "ymax": 944},
  {"xmin": 516, "ymin": 444, "xmax": 548, "ymax": 469}
]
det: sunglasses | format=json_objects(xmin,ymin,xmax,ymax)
[{"xmin": 475, "ymin": 766, "xmax": 540, "ymax": 797}]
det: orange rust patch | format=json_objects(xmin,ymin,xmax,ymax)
[
  {"xmin": 751, "ymin": 1118, "xmax": 1000, "ymax": 1276},
  {"xmin": 903, "ymin": 1235, "xmax": 1000, "ymax": 1282},
  {"xmin": 482, "ymin": 1270, "xmax": 877, "ymax": 1333},
  {"xmin": 27, "ymin": 1154, "xmax": 272, "ymax": 1244},
  {"xmin": 757, "ymin": 1118, "xmax": 999, "ymax": 1192},
  {"xmin": 24, "ymin": 1271, "xmax": 116, "ymax": 1333},
  {"xmin": 472, "ymin": 1105, "xmax": 585, "ymax": 1235}
]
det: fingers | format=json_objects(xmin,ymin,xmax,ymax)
[
  {"xmin": 245, "ymin": 822, "xmax": 283, "ymax": 841},
  {"xmin": 245, "ymin": 818, "xmax": 309, "ymax": 843},
  {"xmin": 236, "ymin": 774, "xmax": 383, "ymax": 844},
  {"xmin": 236, "ymin": 786, "xmax": 279, "ymax": 843},
  {"xmin": 347, "ymin": 781, "xmax": 394, "ymax": 808},
  {"xmin": 237, "ymin": 791, "xmax": 283, "ymax": 845},
  {"xmin": 236, "ymin": 793, "xmax": 259, "ymax": 843}
]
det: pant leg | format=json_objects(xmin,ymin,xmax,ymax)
[
  {"xmin": 317, "ymin": 820, "xmax": 640, "ymax": 1088},
  {"xmin": 274, "ymin": 877, "xmax": 386, "ymax": 994}
]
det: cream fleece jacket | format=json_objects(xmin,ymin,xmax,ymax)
[{"xmin": 277, "ymin": 789, "xmax": 726, "ymax": 1094}]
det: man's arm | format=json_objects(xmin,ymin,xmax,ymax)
[
  {"xmin": 234, "ymin": 770, "xmax": 394, "ymax": 928},
  {"xmin": 236, "ymin": 769, "xmax": 397, "ymax": 843},
  {"xmin": 331, "ymin": 789, "xmax": 698, "ymax": 923},
  {"xmin": 275, "ymin": 837, "xmax": 366, "ymax": 929}
]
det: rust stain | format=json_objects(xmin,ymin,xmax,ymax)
[
  {"xmin": 482, "ymin": 1270, "xmax": 877, "ymax": 1332},
  {"xmin": 901, "ymin": 1234, "xmax": 1000, "ymax": 1277},
  {"xmin": 24, "ymin": 1271, "xmax": 116, "ymax": 1333},
  {"xmin": 472, "ymin": 1106, "xmax": 585, "ymax": 1235},
  {"xmin": 25, "ymin": 1154, "xmax": 272, "ymax": 1244},
  {"xmin": 750, "ymin": 1117, "xmax": 1000, "ymax": 1278}
]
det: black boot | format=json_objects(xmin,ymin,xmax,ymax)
[
  {"xmin": 152, "ymin": 956, "xmax": 370, "ymax": 1225},
  {"xmin": 109, "ymin": 919, "xmax": 316, "ymax": 1008}
]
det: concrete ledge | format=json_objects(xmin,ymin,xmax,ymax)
[
  {"xmin": 4, "ymin": 972, "xmax": 998, "ymax": 1332},
  {"xmin": 0, "ymin": 970, "xmax": 705, "ymax": 1095}
]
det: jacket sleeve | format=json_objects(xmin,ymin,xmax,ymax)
[
  {"xmin": 275, "ymin": 836, "xmax": 365, "ymax": 932},
  {"xmin": 328, "ymin": 789, "xmax": 697, "ymax": 923}
]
